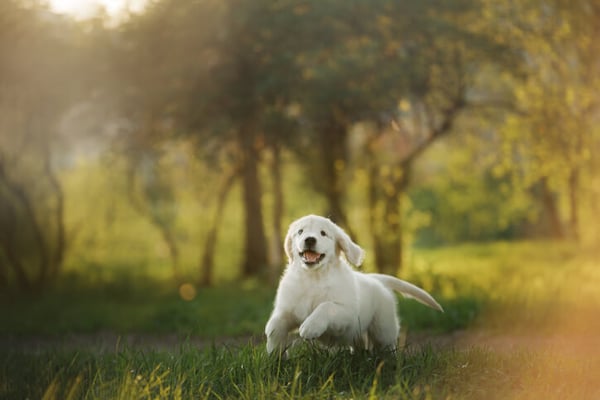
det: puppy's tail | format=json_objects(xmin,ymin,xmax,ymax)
[{"xmin": 369, "ymin": 273, "xmax": 444, "ymax": 312}]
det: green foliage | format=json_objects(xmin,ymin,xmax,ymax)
[
  {"xmin": 3, "ymin": 0, "xmax": 599, "ymax": 285},
  {"xmin": 408, "ymin": 171, "xmax": 531, "ymax": 246},
  {"xmin": 482, "ymin": 0, "xmax": 600, "ymax": 241},
  {"xmin": 61, "ymin": 153, "xmax": 246, "ymax": 284},
  {"xmin": 2, "ymin": 0, "xmax": 599, "ymax": 290},
  {"xmin": 405, "ymin": 130, "xmax": 533, "ymax": 246}
]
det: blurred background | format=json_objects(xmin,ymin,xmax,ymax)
[{"xmin": 0, "ymin": 0, "xmax": 599, "ymax": 300}]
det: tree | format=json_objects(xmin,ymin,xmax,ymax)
[
  {"xmin": 114, "ymin": 0, "xmax": 306, "ymax": 279},
  {"xmin": 125, "ymin": 145, "xmax": 182, "ymax": 282},
  {"xmin": 280, "ymin": 0, "xmax": 511, "ymax": 273},
  {"xmin": 180, "ymin": 0, "xmax": 311, "ymax": 277},
  {"xmin": 486, "ymin": 0, "xmax": 600, "ymax": 241},
  {"xmin": 363, "ymin": 0, "xmax": 518, "ymax": 274},
  {"xmin": 285, "ymin": 0, "xmax": 387, "ymax": 231},
  {"xmin": 0, "ymin": 1, "xmax": 84, "ymax": 291}
]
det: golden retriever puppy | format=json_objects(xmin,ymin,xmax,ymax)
[{"xmin": 265, "ymin": 215, "xmax": 443, "ymax": 354}]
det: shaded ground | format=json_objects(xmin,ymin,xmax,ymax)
[
  {"xmin": 0, "ymin": 332, "xmax": 263, "ymax": 353},
  {"xmin": 3, "ymin": 329, "xmax": 599, "ymax": 358}
]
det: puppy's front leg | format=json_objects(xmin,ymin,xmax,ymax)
[
  {"xmin": 265, "ymin": 312, "xmax": 294, "ymax": 354},
  {"xmin": 299, "ymin": 301, "xmax": 353, "ymax": 340}
]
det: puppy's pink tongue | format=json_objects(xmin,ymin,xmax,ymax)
[{"xmin": 304, "ymin": 251, "xmax": 320, "ymax": 262}]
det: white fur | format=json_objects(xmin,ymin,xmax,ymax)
[{"xmin": 265, "ymin": 215, "xmax": 443, "ymax": 354}]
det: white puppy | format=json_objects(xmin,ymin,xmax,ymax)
[{"xmin": 265, "ymin": 215, "xmax": 443, "ymax": 354}]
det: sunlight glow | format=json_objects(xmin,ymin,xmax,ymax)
[{"xmin": 47, "ymin": 0, "xmax": 147, "ymax": 20}]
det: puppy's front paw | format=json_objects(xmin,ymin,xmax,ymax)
[
  {"xmin": 299, "ymin": 318, "xmax": 327, "ymax": 340},
  {"xmin": 266, "ymin": 336, "xmax": 280, "ymax": 354}
]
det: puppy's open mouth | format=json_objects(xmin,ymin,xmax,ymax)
[{"xmin": 300, "ymin": 250, "xmax": 325, "ymax": 266}]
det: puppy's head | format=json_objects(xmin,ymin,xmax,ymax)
[{"xmin": 284, "ymin": 215, "xmax": 364, "ymax": 269}]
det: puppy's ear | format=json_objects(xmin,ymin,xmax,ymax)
[
  {"xmin": 283, "ymin": 224, "xmax": 294, "ymax": 263},
  {"xmin": 334, "ymin": 224, "xmax": 365, "ymax": 266}
]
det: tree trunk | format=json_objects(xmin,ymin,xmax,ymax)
[
  {"xmin": 199, "ymin": 168, "xmax": 238, "ymax": 287},
  {"xmin": 0, "ymin": 159, "xmax": 48, "ymax": 291},
  {"xmin": 367, "ymin": 145, "xmax": 406, "ymax": 276},
  {"xmin": 43, "ymin": 150, "xmax": 66, "ymax": 282},
  {"xmin": 12, "ymin": 186, "xmax": 49, "ymax": 289},
  {"xmin": 159, "ymin": 227, "xmax": 180, "ymax": 283},
  {"xmin": 0, "ymin": 193, "xmax": 31, "ymax": 291},
  {"xmin": 319, "ymin": 118, "xmax": 353, "ymax": 233},
  {"xmin": 0, "ymin": 262, "xmax": 7, "ymax": 288},
  {"xmin": 269, "ymin": 143, "xmax": 284, "ymax": 281},
  {"xmin": 366, "ymin": 96, "xmax": 465, "ymax": 275},
  {"xmin": 0, "ymin": 240, "xmax": 6, "ymax": 288},
  {"xmin": 238, "ymin": 126, "xmax": 268, "ymax": 277},
  {"xmin": 567, "ymin": 169, "xmax": 579, "ymax": 241},
  {"xmin": 126, "ymin": 167, "xmax": 181, "ymax": 283},
  {"xmin": 379, "ymin": 186, "xmax": 403, "ymax": 276},
  {"xmin": 2, "ymin": 243, "xmax": 31, "ymax": 291},
  {"xmin": 539, "ymin": 177, "xmax": 564, "ymax": 239}
]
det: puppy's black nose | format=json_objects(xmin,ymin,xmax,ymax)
[{"xmin": 304, "ymin": 236, "xmax": 316, "ymax": 247}]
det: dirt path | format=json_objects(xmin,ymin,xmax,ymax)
[{"xmin": 407, "ymin": 329, "xmax": 600, "ymax": 358}]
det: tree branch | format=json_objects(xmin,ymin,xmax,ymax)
[
  {"xmin": 0, "ymin": 157, "xmax": 31, "ymax": 290},
  {"xmin": 199, "ymin": 164, "xmax": 241, "ymax": 287},
  {"xmin": 401, "ymin": 94, "xmax": 467, "ymax": 169},
  {"xmin": 42, "ymin": 145, "xmax": 66, "ymax": 282}
]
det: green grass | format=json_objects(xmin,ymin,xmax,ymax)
[
  {"xmin": 0, "ymin": 267, "xmax": 478, "ymax": 337},
  {"xmin": 0, "ymin": 278, "xmax": 476, "ymax": 338},
  {"xmin": 0, "ymin": 276, "xmax": 275, "ymax": 337},
  {"xmin": 405, "ymin": 241, "xmax": 600, "ymax": 332},
  {"xmin": 2, "ymin": 344, "xmax": 598, "ymax": 399},
  {"xmin": 1, "ymin": 241, "xmax": 599, "ymax": 399}
]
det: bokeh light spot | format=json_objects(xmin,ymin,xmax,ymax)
[{"xmin": 179, "ymin": 283, "xmax": 197, "ymax": 301}]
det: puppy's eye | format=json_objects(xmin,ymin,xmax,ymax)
[
  {"xmin": 320, "ymin": 230, "xmax": 327, "ymax": 237},
  {"xmin": 298, "ymin": 229, "xmax": 303, "ymax": 235}
]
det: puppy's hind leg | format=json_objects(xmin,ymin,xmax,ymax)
[{"xmin": 368, "ymin": 302, "xmax": 400, "ymax": 351}]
